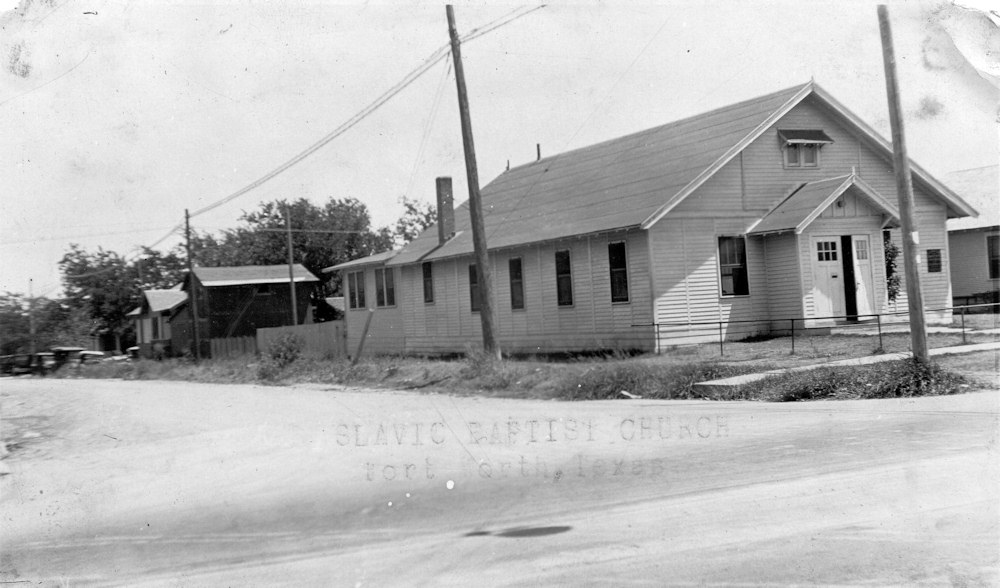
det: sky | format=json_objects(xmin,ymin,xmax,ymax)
[{"xmin": 2, "ymin": 0, "xmax": 997, "ymax": 299}]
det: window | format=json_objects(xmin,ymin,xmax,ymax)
[
  {"xmin": 719, "ymin": 237, "xmax": 749, "ymax": 296},
  {"xmin": 347, "ymin": 271, "xmax": 366, "ymax": 309},
  {"xmin": 854, "ymin": 239, "xmax": 869, "ymax": 261},
  {"xmin": 608, "ymin": 242, "xmax": 629, "ymax": 303},
  {"xmin": 778, "ymin": 129, "xmax": 832, "ymax": 168},
  {"xmin": 374, "ymin": 268, "xmax": 395, "ymax": 307},
  {"xmin": 816, "ymin": 241, "xmax": 838, "ymax": 262},
  {"xmin": 784, "ymin": 144, "xmax": 820, "ymax": 168},
  {"xmin": 422, "ymin": 262, "xmax": 434, "ymax": 304},
  {"xmin": 989, "ymin": 235, "xmax": 999, "ymax": 279},
  {"xmin": 469, "ymin": 264, "xmax": 480, "ymax": 312},
  {"xmin": 509, "ymin": 258, "xmax": 524, "ymax": 310},
  {"xmin": 555, "ymin": 250, "xmax": 573, "ymax": 306},
  {"xmin": 926, "ymin": 249, "xmax": 942, "ymax": 273}
]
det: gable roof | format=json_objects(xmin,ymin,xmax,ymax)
[
  {"xmin": 945, "ymin": 165, "xmax": 998, "ymax": 232},
  {"xmin": 190, "ymin": 265, "xmax": 319, "ymax": 287},
  {"xmin": 144, "ymin": 289, "xmax": 188, "ymax": 313},
  {"xmin": 748, "ymin": 174, "xmax": 899, "ymax": 236},
  {"xmin": 385, "ymin": 81, "xmax": 976, "ymax": 267}
]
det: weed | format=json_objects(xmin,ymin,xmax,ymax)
[
  {"xmin": 560, "ymin": 361, "xmax": 768, "ymax": 401},
  {"xmin": 743, "ymin": 358, "xmax": 974, "ymax": 401}
]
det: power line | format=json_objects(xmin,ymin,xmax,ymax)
[{"xmin": 145, "ymin": 8, "xmax": 545, "ymax": 255}]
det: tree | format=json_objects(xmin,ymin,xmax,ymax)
[
  {"xmin": 0, "ymin": 293, "xmax": 31, "ymax": 355},
  {"xmin": 59, "ymin": 245, "xmax": 139, "ymax": 352},
  {"xmin": 189, "ymin": 197, "xmax": 394, "ymax": 295},
  {"xmin": 134, "ymin": 246, "xmax": 188, "ymax": 290},
  {"xmin": 393, "ymin": 196, "xmax": 437, "ymax": 246}
]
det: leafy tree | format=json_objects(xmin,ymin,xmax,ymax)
[
  {"xmin": 0, "ymin": 293, "xmax": 30, "ymax": 355},
  {"xmin": 0, "ymin": 293, "xmax": 95, "ymax": 354},
  {"xmin": 134, "ymin": 246, "xmax": 188, "ymax": 290},
  {"xmin": 393, "ymin": 196, "xmax": 437, "ymax": 246},
  {"xmin": 189, "ymin": 197, "xmax": 394, "ymax": 295},
  {"xmin": 59, "ymin": 245, "xmax": 139, "ymax": 352}
]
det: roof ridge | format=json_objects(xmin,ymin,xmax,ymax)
[{"xmin": 505, "ymin": 82, "xmax": 812, "ymax": 176}]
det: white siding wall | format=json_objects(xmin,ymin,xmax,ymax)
[
  {"xmin": 398, "ymin": 229, "xmax": 654, "ymax": 354},
  {"xmin": 648, "ymin": 216, "xmax": 769, "ymax": 345},
  {"xmin": 761, "ymin": 232, "xmax": 802, "ymax": 330},
  {"xmin": 343, "ymin": 265, "xmax": 405, "ymax": 356},
  {"xmin": 950, "ymin": 229, "xmax": 1000, "ymax": 299},
  {"xmin": 652, "ymin": 94, "xmax": 957, "ymax": 333}
]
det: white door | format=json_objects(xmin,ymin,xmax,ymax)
[
  {"xmin": 851, "ymin": 235, "xmax": 875, "ymax": 317},
  {"xmin": 812, "ymin": 237, "xmax": 845, "ymax": 319}
]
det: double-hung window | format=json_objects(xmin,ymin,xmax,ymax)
[
  {"xmin": 718, "ymin": 237, "xmax": 749, "ymax": 296},
  {"xmin": 988, "ymin": 235, "xmax": 999, "ymax": 279},
  {"xmin": 374, "ymin": 268, "xmax": 395, "ymax": 307},
  {"xmin": 608, "ymin": 242, "xmax": 629, "ymax": 303},
  {"xmin": 347, "ymin": 270, "xmax": 365, "ymax": 309},
  {"xmin": 778, "ymin": 129, "xmax": 833, "ymax": 169},
  {"xmin": 469, "ymin": 265, "xmax": 481, "ymax": 312},
  {"xmin": 422, "ymin": 262, "xmax": 434, "ymax": 304},
  {"xmin": 509, "ymin": 258, "xmax": 524, "ymax": 310},
  {"xmin": 555, "ymin": 250, "xmax": 573, "ymax": 306}
]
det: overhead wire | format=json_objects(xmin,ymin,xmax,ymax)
[{"xmin": 124, "ymin": 7, "xmax": 547, "ymax": 261}]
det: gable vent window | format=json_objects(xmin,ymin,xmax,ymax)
[{"xmin": 778, "ymin": 129, "xmax": 833, "ymax": 168}]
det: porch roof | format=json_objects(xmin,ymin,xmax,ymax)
[{"xmin": 747, "ymin": 174, "xmax": 900, "ymax": 236}]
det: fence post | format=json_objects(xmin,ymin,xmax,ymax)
[
  {"xmin": 960, "ymin": 305, "xmax": 967, "ymax": 345},
  {"xmin": 790, "ymin": 319, "xmax": 795, "ymax": 355},
  {"xmin": 876, "ymin": 313, "xmax": 883, "ymax": 352},
  {"xmin": 718, "ymin": 322, "xmax": 724, "ymax": 356}
]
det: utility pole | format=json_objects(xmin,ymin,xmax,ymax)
[
  {"xmin": 878, "ymin": 5, "xmax": 929, "ymax": 363},
  {"xmin": 185, "ymin": 209, "xmax": 201, "ymax": 361},
  {"xmin": 285, "ymin": 203, "xmax": 298, "ymax": 326},
  {"xmin": 446, "ymin": 5, "xmax": 500, "ymax": 360}
]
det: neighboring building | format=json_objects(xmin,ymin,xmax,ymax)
[
  {"xmin": 128, "ymin": 288, "xmax": 188, "ymax": 358},
  {"xmin": 171, "ymin": 265, "xmax": 320, "ymax": 357},
  {"xmin": 328, "ymin": 81, "xmax": 975, "ymax": 355},
  {"xmin": 945, "ymin": 165, "xmax": 999, "ymax": 305}
]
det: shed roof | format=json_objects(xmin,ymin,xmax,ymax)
[
  {"xmin": 385, "ymin": 81, "xmax": 974, "ymax": 267},
  {"xmin": 748, "ymin": 174, "xmax": 899, "ymax": 236},
  {"xmin": 945, "ymin": 165, "xmax": 998, "ymax": 232},
  {"xmin": 191, "ymin": 265, "xmax": 319, "ymax": 287}
]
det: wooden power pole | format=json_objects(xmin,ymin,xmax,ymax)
[
  {"xmin": 878, "ymin": 5, "xmax": 929, "ymax": 363},
  {"xmin": 285, "ymin": 203, "xmax": 298, "ymax": 326},
  {"xmin": 185, "ymin": 209, "xmax": 202, "ymax": 361},
  {"xmin": 446, "ymin": 5, "xmax": 500, "ymax": 360}
]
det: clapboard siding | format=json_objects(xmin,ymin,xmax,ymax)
[
  {"xmin": 950, "ymin": 229, "xmax": 1000, "ymax": 298},
  {"xmin": 343, "ymin": 265, "xmax": 405, "ymax": 356},
  {"xmin": 761, "ymin": 233, "xmax": 802, "ymax": 328},
  {"xmin": 648, "ymin": 217, "xmax": 769, "ymax": 344},
  {"xmin": 915, "ymin": 209, "xmax": 952, "ymax": 321},
  {"xmin": 398, "ymin": 229, "xmax": 653, "ymax": 354}
]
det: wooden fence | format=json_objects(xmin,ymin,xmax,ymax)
[
  {"xmin": 210, "ymin": 336, "xmax": 257, "ymax": 359},
  {"xmin": 257, "ymin": 321, "xmax": 347, "ymax": 359}
]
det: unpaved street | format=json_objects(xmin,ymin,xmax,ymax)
[{"xmin": 1, "ymin": 378, "xmax": 997, "ymax": 586}]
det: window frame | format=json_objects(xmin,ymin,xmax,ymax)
[
  {"xmin": 555, "ymin": 249, "xmax": 574, "ymax": 307},
  {"xmin": 422, "ymin": 262, "xmax": 434, "ymax": 304},
  {"xmin": 718, "ymin": 236, "xmax": 750, "ymax": 297},
  {"xmin": 374, "ymin": 267, "xmax": 395, "ymax": 307},
  {"xmin": 469, "ymin": 264, "xmax": 481, "ymax": 312},
  {"xmin": 509, "ymin": 257, "xmax": 525, "ymax": 311},
  {"xmin": 988, "ymin": 234, "xmax": 1000, "ymax": 280},
  {"xmin": 608, "ymin": 241, "xmax": 630, "ymax": 303},
  {"xmin": 784, "ymin": 143, "xmax": 821, "ymax": 169},
  {"xmin": 347, "ymin": 270, "xmax": 365, "ymax": 310}
]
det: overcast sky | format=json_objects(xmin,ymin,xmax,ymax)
[{"xmin": 2, "ymin": 0, "xmax": 997, "ymax": 298}]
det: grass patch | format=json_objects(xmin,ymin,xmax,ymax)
[
  {"xmin": 558, "ymin": 361, "xmax": 772, "ymax": 401},
  {"xmin": 731, "ymin": 358, "xmax": 979, "ymax": 402}
]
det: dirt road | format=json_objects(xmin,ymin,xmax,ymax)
[{"xmin": 1, "ymin": 378, "xmax": 997, "ymax": 586}]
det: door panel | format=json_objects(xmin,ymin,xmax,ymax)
[
  {"xmin": 852, "ymin": 235, "xmax": 875, "ymax": 317},
  {"xmin": 812, "ymin": 237, "xmax": 845, "ymax": 319}
]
